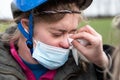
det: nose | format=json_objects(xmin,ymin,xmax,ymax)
[{"xmin": 59, "ymin": 37, "xmax": 70, "ymax": 49}]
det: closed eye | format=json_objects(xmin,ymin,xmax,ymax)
[
  {"xmin": 52, "ymin": 33, "xmax": 63, "ymax": 37},
  {"xmin": 69, "ymin": 29, "xmax": 77, "ymax": 34}
]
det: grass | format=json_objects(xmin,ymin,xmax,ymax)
[
  {"xmin": 0, "ymin": 18, "xmax": 120, "ymax": 46},
  {"xmin": 0, "ymin": 21, "xmax": 12, "ymax": 32},
  {"xmin": 79, "ymin": 18, "xmax": 120, "ymax": 46}
]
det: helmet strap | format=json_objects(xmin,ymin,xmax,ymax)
[{"xmin": 18, "ymin": 13, "xmax": 33, "ymax": 54}]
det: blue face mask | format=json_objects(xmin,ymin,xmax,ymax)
[{"xmin": 32, "ymin": 40, "xmax": 70, "ymax": 70}]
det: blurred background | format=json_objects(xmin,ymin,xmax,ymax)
[{"xmin": 0, "ymin": 0, "xmax": 120, "ymax": 46}]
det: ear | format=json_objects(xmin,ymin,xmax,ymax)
[{"xmin": 21, "ymin": 19, "xmax": 29, "ymax": 32}]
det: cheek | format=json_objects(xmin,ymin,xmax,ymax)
[
  {"xmin": 40, "ymin": 35, "xmax": 60, "ymax": 47},
  {"xmin": 33, "ymin": 29, "xmax": 60, "ymax": 47}
]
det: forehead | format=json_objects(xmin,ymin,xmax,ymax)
[
  {"xmin": 34, "ymin": 12, "xmax": 81, "ymax": 30},
  {"xmin": 49, "ymin": 13, "xmax": 80, "ymax": 29}
]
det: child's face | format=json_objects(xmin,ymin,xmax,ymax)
[{"xmin": 33, "ymin": 13, "xmax": 80, "ymax": 49}]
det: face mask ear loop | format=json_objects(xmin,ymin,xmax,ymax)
[
  {"xmin": 33, "ymin": 39, "xmax": 38, "ymax": 48},
  {"xmin": 33, "ymin": 39, "xmax": 37, "ymax": 44}
]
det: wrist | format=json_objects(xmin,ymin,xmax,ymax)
[
  {"xmin": 95, "ymin": 52, "xmax": 109, "ymax": 68},
  {"xmin": 94, "ymin": 53, "xmax": 112, "ymax": 72}
]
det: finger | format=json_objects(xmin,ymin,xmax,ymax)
[
  {"xmin": 78, "ymin": 25, "xmax": 99, "ymax": 36},
  {"xmin": 72, "ymin": 40, "xmax": 86, "ymax": 54},
  {"xmin": 72, "ymin": 40, "xmax": 92, "ymax": 57},
  {"xmin": 71, "ymin": 32, "xmax": 97, "ymax": 45}
]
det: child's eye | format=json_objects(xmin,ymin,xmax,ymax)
[
  {"xmin": 69, "ymin": 30, "xmax": 77, "ymax": 34},
  {"xmin": 52, "ymin": 33, "xmax": 62, "ymax": 37}
]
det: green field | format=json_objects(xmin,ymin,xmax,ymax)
[
  {"xmin": 78, "ymin": 17, "xmax": 120, "ymax": 46},
  {"xmin": 0, "ymin": 18, "xmax": 120, "ymax": 46},
  {"xmin": 0, "ymin": 21, "xmax": 12, "ymax": 32},
  {"xmin": 89, "ymin": 18, "xmax": 120, "ymax": 46}
]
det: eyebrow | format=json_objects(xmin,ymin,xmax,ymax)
[{"xmin": 50, "ymin": 27, "xmax": 77, "ymax": 33}]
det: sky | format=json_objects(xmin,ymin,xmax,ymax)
[
  {"xmin": 0, "ymin": 0, "xmax": 13, "ymax": 19},
  {"xmin": 0, "ymin": 0, "xmax": 120, "ymax": 20}
]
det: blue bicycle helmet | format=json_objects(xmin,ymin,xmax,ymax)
[{"xmin": 13, "ymin": 0, "xmax": 47, "ymax": 12}]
